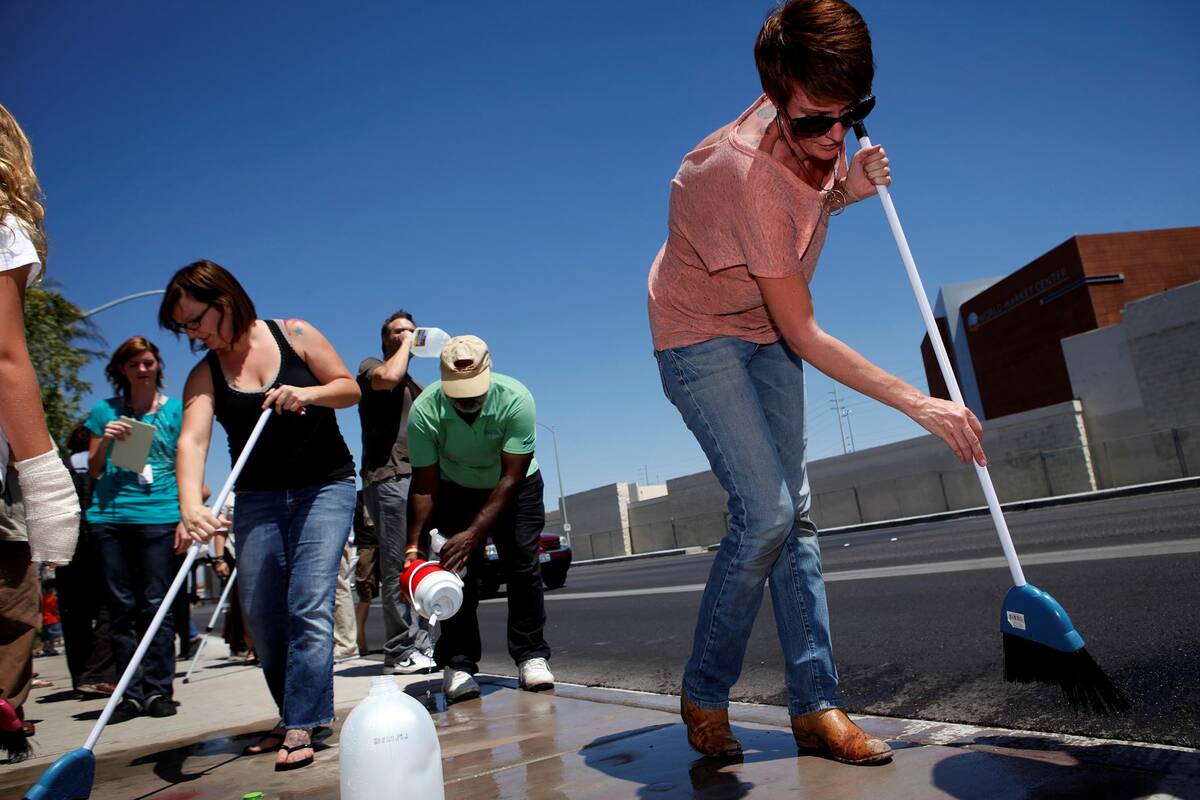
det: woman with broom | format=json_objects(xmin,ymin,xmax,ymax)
[
  {"xmin": 161, "ymin": 260, "xmax": 359, "ymax": 772},
  {"xmin": 648, "ymin": 0, "xmax": 986, "ymax": 765}
]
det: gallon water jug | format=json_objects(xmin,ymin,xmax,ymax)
[
  {"xmin": 339, "ymin": 676, "xmax": 444, "ymax": 799},
  {"xmin": 411, "ymin": 327, "xmax": 451, "ymax": 358},
  {"xmin": 400, "ymin": 559, "xmax": 464, "ymax": 626}
]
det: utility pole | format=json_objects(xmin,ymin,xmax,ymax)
[
  {"xmin": 829, "ymin": 386, "xmax": 848, "ymax": 455},
  {"xmin": 537, "ymin": 423, "xmax": 570, "ymax": 534},
  {"xmin": 842, "ymin": 407, "xmax": 856, "ymax": 452}
]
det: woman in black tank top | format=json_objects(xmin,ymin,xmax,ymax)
[{"xmin": 159, "ymin": 260, "xmax": 359, "ymax": 772}]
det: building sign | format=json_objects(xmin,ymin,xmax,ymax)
[{"xmin": 965, "ymin": 267, "xmax": 1071, "ymax": 331}]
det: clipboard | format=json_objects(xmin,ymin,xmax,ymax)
[{"xmin": 110, "ymin": 416, "xmax": 156, "ymax": 473}]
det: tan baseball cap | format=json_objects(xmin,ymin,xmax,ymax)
[{"xmin": 440, "ymin": 335, "xmax": 492, "ymax": 398}]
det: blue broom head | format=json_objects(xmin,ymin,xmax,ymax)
[
  {"xmin": 1001, "ymin": 584, "xmax": 1130, "ymax": 715},
  {"xmin": 1000, "ymin": 584, "xmax": 1084, "ymax": 653},
  {"xmin": 23, "ymin": 747, "xmax": 95, "ymax": 800}
]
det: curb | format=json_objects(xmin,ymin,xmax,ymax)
[{"xmin": 574, "ymin": 475, "xmax": 1200, "ymax": 567}]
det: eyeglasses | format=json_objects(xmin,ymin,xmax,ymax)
[
  {"xmin": 784, "ymin": 95, "xmax": 875, "ymax": 139},
  {"xmin": 178, "ymin": 303, "xmax": 212, "ymax": 333}
]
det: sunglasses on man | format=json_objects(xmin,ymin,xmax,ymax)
[{"xmin": 784, "ymin": 95, "xmax": 875, "ymax": 139}]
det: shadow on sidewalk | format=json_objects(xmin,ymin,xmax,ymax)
[
  {"xmin": 930, "ymin": 735, "xmax": 1200, "ymax": 800},
  {"xmin": 33, "ymin": 690, "xmax": 79, "ymax": 704},
  {"xmin": 580, "ymin": 723, "xmax": 814, "ymax": 799},
  {"xmin": 121, "ymin": 727, "xmax": 336, "ymax": 800}
]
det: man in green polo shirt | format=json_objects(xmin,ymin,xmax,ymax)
[{"xmin": 404, "ymin": 335, "xmax": 553, "ymax": 703}]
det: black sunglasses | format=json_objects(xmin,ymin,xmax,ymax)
[{"xmin": 784, "ymin": 95, "xmax": 875, "ymax": 139}]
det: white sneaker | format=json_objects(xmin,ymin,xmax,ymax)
[
  {"xmin": 518, "ymin": 657, "xmax": 554, "ymax": 692},
  {"xmin": 392, "ymin": 651, "xmax": 437, "ymax": 675},
  {"xmin": 443, "ymin": 668, "xmax": 480, "ymax": 703}
]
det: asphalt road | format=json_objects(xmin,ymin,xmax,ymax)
[{"xmin": 452, "ymin": 486, "xmax": 1200, "ymax": 748}]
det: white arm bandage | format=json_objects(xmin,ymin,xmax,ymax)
[{"xmin": 14, "ymin": 448, "xmax": 80, "ymax": 563}]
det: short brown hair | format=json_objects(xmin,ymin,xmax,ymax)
[
  {"xmin": 380, "ymin": 309, "xmax": 415, "ymax": 345},
  {"xmin": 105, "ymin": 336, "xmax": 165, "ymax": 399},
  {"xmin": 159, "ymin": 259, "xmax": 258, "ymax": 351},
  {"xmin": 755, "ymin": 0, "xmax": 874, "ymax": 108}
]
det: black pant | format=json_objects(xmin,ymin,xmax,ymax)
[
  {"xmin": 171, "ymin": 554, "xmax": 196, "ymax": 654},
  {"xmin": 55, "ymin": 525, "xmax": 115, "ymax": 688},
  {"xmin": 434, "ymin": 470, "xmax": 549, "ymax": 673},
  {"xmin": 90, "ymin": 523, "xmax": 177, "ymax": 704}
]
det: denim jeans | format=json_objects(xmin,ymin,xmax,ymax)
[
  {"xmin": 90, "ymin": 523, "xmax": 178, "ymax": 705},
  {"xmin": 362, "ymin": 475, "xmax": 432, "ymax": 663},
  {"xmin": 656, "ymin": 337, "xmax": 841, "ymax": 717},
  {"xmin": 234, "ymin": 478, "xmax": 354, "ymax": 728}
]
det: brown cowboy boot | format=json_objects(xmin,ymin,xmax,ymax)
[
  {"xmin": 790, "ymin": 708, "xmax": 892, "ymax": 765},
  {"xmin": 680, "ymin": 691, "xmax": 742, "ymax": 757}
]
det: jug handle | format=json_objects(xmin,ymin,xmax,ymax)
[{"xmin": 406, "ymin": 561, "xmax": 438, "ymax": 617}]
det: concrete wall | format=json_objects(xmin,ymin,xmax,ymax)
[
  {"xmin": 808, "ymin": 400, "xmax": 1095, "ymax": 527},
  {"xmin": 567, "ymin": 281, "xmax": 1200, "ymax": 559},
  {"xmin": 601, "ymin": 403, "xmax": 1098, "ymax": 555},
  {"xmin": 931, "ymin": 277, "xmax": 1002, "ymax": 419},
  {"xmin": 627, "ymin": 471, "xmax": 727, "ymax": 554},
  {"xmin": 1063, "ymin": 280, "xmax": 1200, "ymax": 487},
  {"xmin": 554, "ymin": 482, "xmax": 631, "ymax": 560},
  {"xmin": 620, "ymin": 401, "xmax": 1097, "ymax": 550},
  {"xmin": 1124, "ymin": 281, "xmax": 1200, "ymax": 432}
]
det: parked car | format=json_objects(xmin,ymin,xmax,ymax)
[{"xmin": 479, "ymin": 532, "xmax": 572, "ymax": 597}]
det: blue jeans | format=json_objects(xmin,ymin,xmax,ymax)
[
  {"xmin": 234, "ymin": 479, "xmax": 354, "ymax": 729},
  {"xmin": 656, "ymin": 337, "xmax": 841, "ymax": 717},
  {"xmin": 90, "ymin": 523, "xmax": 178, "ymax": 705}
]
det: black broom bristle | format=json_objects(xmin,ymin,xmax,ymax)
[
  {"xmin": 1003, "ymin": 633, "xmax": 1131, "ymax": 715},
  {"xmin": 0, "ymin": 728, "xmax": 32, "ymax": 764}
]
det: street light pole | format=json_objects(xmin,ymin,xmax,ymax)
[
  {"xmin": 83, "ymin": 289, "xmax": 166, "ymax": 319},
  {"xmin": 536, "ymin": 422, "xmax": 570, "ymax": 534}
]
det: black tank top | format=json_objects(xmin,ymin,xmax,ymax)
[{"xmin": 208, "ymin": 320, "xmax": 355, "ymax": 491}]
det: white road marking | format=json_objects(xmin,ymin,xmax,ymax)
[{"xmin": 490, "ymin": 539, "xmax": 1200, "ymax": 603}]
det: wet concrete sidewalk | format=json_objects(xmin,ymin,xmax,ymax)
[{"xmin": 3, "ymin": 643, "xmax": 1197, "ymax": 799}]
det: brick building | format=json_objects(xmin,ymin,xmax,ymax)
[{"xmin": 921, "ymin": 226, "xmax": 1200, "ymax": 419}]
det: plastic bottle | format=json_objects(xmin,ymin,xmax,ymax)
[
  {"xmin": 428, "ymin": 528, "xmax": 465, "ymax": 577},
  {"xmin": 429, "ymin": 528, "xmax": 447, "ymax": 558},
  {"xmin": 410, "ymin": 327, "xmax": 451, "ymax": 358},
  {"xmin": 339, "ymin": 676, "xmax": 445, "ymax": 799}
]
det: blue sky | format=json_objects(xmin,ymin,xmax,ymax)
[{"xmin": 7, "ymin": 1, "xmax": 1199, "ymax": 508}]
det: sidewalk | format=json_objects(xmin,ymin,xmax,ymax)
[{"xmin": 2, "ymin": 638, "xmax": 1197, "ymax": 799}]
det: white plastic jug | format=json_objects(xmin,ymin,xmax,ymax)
[
  {"xmin": 339, "ymin": 676, "xmax": 444, "ymax": 799},
  {"xmin": 411, "ymin": 327, "xmax": 451, "ymax": 358}
]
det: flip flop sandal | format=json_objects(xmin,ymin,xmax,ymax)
[
  {"xmin": 273, "ymin": 742, "xmax": 314, "ymax": 772},
  {"xmin": 242, "ymin": 729, "xmax": 286, "ymax": 756}
]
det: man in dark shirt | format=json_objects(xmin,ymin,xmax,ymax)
[{"xmin": 356, "ymin": 310, "xmax": 434, "ymax": 673}]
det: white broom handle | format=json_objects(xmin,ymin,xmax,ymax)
[
  {"xmin": 84, "ymin": 408, "xmax": 272, "ymax": 750},
  {"xmin": 183, "ymin": 566, "xmax": 238, "ymax": 683},
  {"xmin": 855, "ymin": 126, "xmax": 1025, "ymax": 588}
]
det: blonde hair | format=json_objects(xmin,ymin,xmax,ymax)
[{"xmin": 0, "ymin": 103, "xmax": 48, "ymax": 265}]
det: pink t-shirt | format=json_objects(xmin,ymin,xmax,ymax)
[{"xmin": 648, "ymin": 96, "xmax": 846, "ymax": 351}]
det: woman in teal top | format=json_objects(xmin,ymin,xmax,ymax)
[{"xmin": 84, "ymin": 336, "xmax": 183, "ymax": 723}]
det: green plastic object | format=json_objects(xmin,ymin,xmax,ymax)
[{"xmin": 242, "ymin": 793, "xmax": 264, "ymax": 800}]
